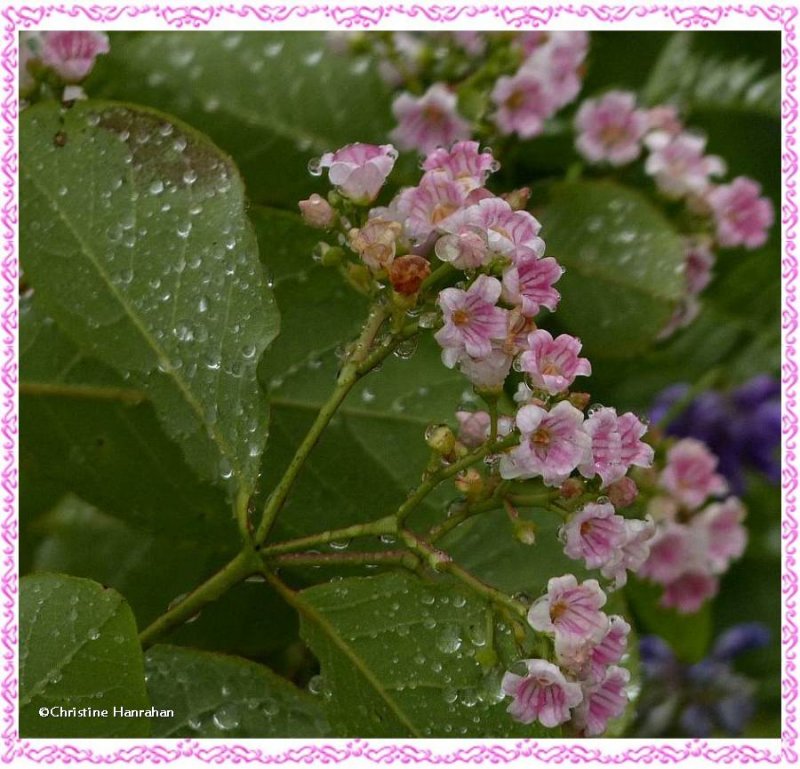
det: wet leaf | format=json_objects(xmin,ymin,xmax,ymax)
[
  {"xmin": 20, "ymin": 101, "xmax": 278, "ymax": 497},
  {"xmin": 20, "ymin": 573, "xmax": 150, "ymax": 737},
  {"xmin": 540, "ymin": 181, "xmax": 685, "ymax": 356},
  {"xmin": 298, "ymin": 570, "xmax": 550, "ymax": 737},
  {"xmin": 145, "ymin": 645, "xmax": 329, "ymax": 737}
]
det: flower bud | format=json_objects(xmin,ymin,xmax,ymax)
[
  {"xmin": 568, "ymin": 392, "xmax": 591, "ymax": 410},
  {"xmin": 313, "ymin": 242, "xmax": 345, "ymax": 267},
  {"xmin": 454, "ymin": 468, "xmax": 484, "ymax": 500},
  {"xmin": 389, "ymin": 254, "xmax": 431, "ymax": 296},
  {"xmin": 607, "ymin": 476, "xmax": 638, "ymax": 508},
  {"xmin": 559, "ymin": 477, "xmax": 584, "ymax": 500},
  {"xmin": 299, "ymin": 194, "xmax": 336, "ymax": 229},
  {"xmin": 425, "ymin": 424, "xmax": 456, "ymax": 456},
  {"xmin": 503, "ymin": 187, "xmax": 531, "ymax": 211},
  {"xmin": 513, "ymin": 519, "xmax": 538, "ymax": 545}
]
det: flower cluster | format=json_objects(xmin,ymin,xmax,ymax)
[
  {"xmin": 298, "ymin": 138, "xmax": 736, "ymax": 737},
  {"xmin": 635, "ymin": 623, "xmax": 769, "ymax": 737},
  {"xmin": 502, "ymin": 575, "xmax": 631, "ymax": 734},
  {"xmin": 331, "ymin": 32, "xmax": 588, "ymax": 154},
  {"xmin": 573, "ymin": 91, "xmax": 774, "ymax": 336},
  {"xmin": 20, "ymin": 31, "xmax": 110, "ymax": 99},
  {"xmin": 651, "ymin": 375, "xmax": 780, "ymax": 493},
  {"xmin": 639, "ymin": 438, "xmax": 748, "ymax": 613}
]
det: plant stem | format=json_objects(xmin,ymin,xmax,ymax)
[
  {"xmin": 428, "ymin": 496, "xmax": 503, "ymax": 542},
  {"xmin": 270, "ymin": 549, "xmax": 419, "ymax": 569},
  {"xmin": 138, "ymin": 549, "xmax": 259, "ymax": 648},
  {"xmin": 400, "ymin": 529, "xmax": 527, "ymax": 619},
  {"xmin": 254, "ymin": 304, "xmax": 389, "ymax": 545},
  {"xmin": 396, "ymin": 432, "xmax": 518, "ymax": 527},
  {"xmin": 259, "ymin": 515, "xmax": 398, "ymax": 556}
]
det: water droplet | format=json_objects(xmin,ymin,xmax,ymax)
[
  {"xmin": 176, "ymin": 221, "xmax": 192, "ymax": 239},
  {"xmin": 361, "ymin": 388, "xmax": 376, "ymax": 403},
  {"xmin": 308, "ymin": 675, "xmax": 324, "ymax": 695},
  {"xmin": 261, "ymin": 699, "xmax": 279, "ymax": 717},
  {"xmin": 393, "ymin": 337, "xmax": 419, "ymax": 360},
  {"xmin": 88, "ymin": 628, "xmax": 100, "ymax": 641},
  {"xmin": 219, "ymin": 457, "xmax": 233, "ymax": 480},
  {"xmin": 329, "ymin": 539, "xmax": 350, "ymax": 551},
  {"xmin": 183, "ymin": 169, "xmax": 198, "ymax": 185},
  {"xmin": 212, "ymin": 703, "xmax": 240, "ymax": 731},
  {"xmin": 149, "ymin": 180, "xmax": 164, "ymax": 196},
  {"xmin": 307, "ymin": 157, "xmax": 322, "ymax": 176},
  {"xmin": 436, "ymin": 625, "xmax": 462, "ymax": 654}
]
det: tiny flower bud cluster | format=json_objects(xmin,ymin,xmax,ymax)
[
  {"xmin": 639, "ymin": 438, "xmax": 748, "ymax": 613},
  {"xmin": 572, "ymin": 90, "xmax": 773, "ymax": 337},
  {"xmin": 502, "ymin": 575, "xmax": 631, "ymax": 735}
]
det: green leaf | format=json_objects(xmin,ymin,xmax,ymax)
[
  {"xmin": 540, "ymin": 180, "xmax": 685, "ymax": 356},
  {"xmin": 298, "ymin": 570, "xmax": 549, "ymax": 738},
  {"xmin": 92, "ymin": 33, "xmax": 393, "ymax": 207},
  {"xmin": 144, "ymin": 645, "xmax": 329, "ymax": 737},
  {"xmin": 20, "ymin": 295, "xmax": 231, "ymax": 537},
  {"xmin": 20, "ymin": 101, "xmax": 278, "ymax": 497},
  {"xmin": 31, "ymin": 495, "xmax": 297, "ymax": 659},
  {"xmin": 642, "ymin": 32, "xmax": 780, "ymax": 119},
  {"xmin": 447, "ymin": 509, "xmax": 588, "ymax": 596},
  {"xmin": 20, "ymin": 573, "xmax": 150, "ymax": 737},
  {"xmin": 253, "ymin": 207, "xmax": 468, "ymax": 541}
]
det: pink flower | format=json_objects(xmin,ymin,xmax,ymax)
[
  {"xmin": 590, "ymin": 616, "xmax": 631, "ymax": 679},
  {"xmin": 500, "ymin": 401, "xmax": 591, "ymax": 486},
  {"xmin": 456, "ymin": 411, "xmax": 491, "ymax": 448},
  {"xmin": 646, "ymin": 104, "xmax": 683, "ymax": 135},
  {"xmin": 562, "ymin": 502, "xmax": 627, "ymax": 570},
  {"xmin": 601, "ymin": 517, "xmax": 656, "ymax": 589},
  {"xmin": 528, "ymin": 574, "xmax": 609, "ymax": 648},
  {"xmin": 391, "ymin": 84, "xmax": 471, "ymax": 154},
  {"xmin": 435, "ymin": 275, "xmax": 507, "ymax": 363},
  {"xmin": 526, "ymin": 32, "xmax": 589, "ymax": 108},
  {"xmin": 638, "ymin": 522, "xmax": 694, "ymax": 584},
  {"xmin": 707, "ymin": 176, "xmax": 774, "ymax": 249},
  {"xmin": 644, "ymin": 131, "xmax": 726, "ymax": 198},
  {"xmin": 684, "ymin": 237, "xmax": 715, "ymax": 295},
  {"xmin": 661, "ymin": 571, "xmax": 718, "ymax": 614},
  {"xmin": 318, "ymin": 143, "xmax": 398, "ymax": 204},
  {"xmin": 41, "ymin": 31, "xmax": 109, "ymax": 83},
  {"xmin": 458, "ymin": 349, "xmax": 514, "ymax": 390},
  {"xmin": 580, "ymin": 408, "xmax": 653, "ymax": 487},
  {"xmin": 519, "ymin": 330, "xmax": 591, "ymax": 396},
  {"xmin": 659, "ymin": 438, "xmax": 728, "ymax": 510},
  {"xmin": 422, "ymin": 141, "xmax": 498, "ymax": 191},
  {"xmin": 447, "ymin": 196, "xmax": 545, "ymax": 261},
  {"xmin": 502, "ymin": 255, "xmax": 562, "ymax": 317},
  {"xmin": 435, "ymin": 227, "xmax": 490, "ymax": 270},
  {"xmin": 575, "ymin": 91, "xmax": 648, "ymax": 166},
  {"xmin": 501, "ymin": 659, "xmax": 583, "ymax": 727},
  {"xmin": 573, "ymin": 666, "xmax": 630, "ymax": 736},
  {"xmin": 693, "ymin": 497, "xmax": 748, "ymax": 573},
  {"xmin": 348, "ymin": 218, "xmax": 402, "ymax": 271},
  {"xmin": 404, "ymin": 174, "xmax": 467, "ymax": 243},
  {"xmin": 491, "ymin": 69, "xmax": 555, "ymax": 139}
]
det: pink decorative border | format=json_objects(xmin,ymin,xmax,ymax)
[{"xmin": 3, "ymin": 3, "xmax": 795, "ymax": 765}]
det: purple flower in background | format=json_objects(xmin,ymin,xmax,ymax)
[
  {"xmin": 635, "ymin": 624, "xmax": 769, "ymax": 737},
  {"xmin": 650, "ymin": 374, "xmax": 780, "ymax": 493}
]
